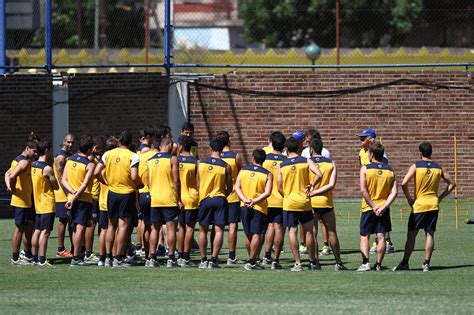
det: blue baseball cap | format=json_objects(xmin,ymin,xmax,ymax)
[
  {"xmin": 357, "ymin": 128, "xmax": 376, "ymax": 139},
  {"xmin": 292, "ymin": 130, "xmax": 305, "ymax": 141}
]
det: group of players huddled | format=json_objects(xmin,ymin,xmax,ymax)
[{"xmin": 5, "ymin": 123, "xmax": 455, "ymax": 272}]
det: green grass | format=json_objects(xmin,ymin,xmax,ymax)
[{"xmin": 1, "ymin": 199, "xmax": 473, "ymax": 314}]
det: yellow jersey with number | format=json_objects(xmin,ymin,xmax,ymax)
[
  {"xmin": 360, "ymin": 163, "xmax": 395, "ymax": 212},
  {"xmin": 91, "ymin": 156, "xmax": 100, "ymax": 201},
  {"xmin": 9, "ymin": 155, "xmax": 33, "ymax": 208},
  {"xmin": 198, "ymin": 157, "xmax": 228, "ymax": 202},
  {"xmin": 178, "ymin": 155, "xmax": 199, "ymax": 210},
  {"xmin": 101, "ymin": 148, "xmax": 139, "ymax": 194},
  {"xmin": 413, "ymin": 160, "xmax": 442, "ymax": 213},
  {"xmin": 239, "ymin": 165, "xmax": 270, "ymax": 214},
  {"xmin": 262, "ymin": 153, "xmax": 286, "ymax": 208},
  {"xmin": 138, "ymin": 150, "xmax": 156, "ymax": 194},
  {"xmin": 147, "ymin": 152, "xmax": 178, "ymax": 207},
  {"xmin": 220, "ymin": 151, "xmax": 239, "ymax": 203},
  {"xmin": 280, "ymin": 156, "xmax": 312, "ymax": 211},
  {"xmin": 64, "ymin": 154, "xmax": 93, "ymax": 203},
  {"xmin": 309, "ymin": 157, "xmax": 334, "ymax": 208},
  {"xmin": 31, "ymin": 161, "xmax": 56, "ymax": 214},
  {"xmin": 53, "ymin": 150, "xmax": 71, "ymax": 202},
  {"xmin": 98, "ymin": 168, "xmax": 108, "ymax": 211}
]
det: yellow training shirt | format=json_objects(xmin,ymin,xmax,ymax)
[
  {"xmin": 239, "ymin": 165, "xmax": 270, "ymax": 214},
  {"xmin": 98, "ymin": 168, "xmax": 108, "ymax": 211},
  {"xmin": 262, "ymin": 153, "xmax": 286, "ymax": 208},
  {"xmin": 9, "ymin": 155, "xmax": 32, "ymax": 208},
  {"xmin": 65, "ymin": 154, "xmax": 94, "ymax": 203},
  {"xmin": 220, "ymin": 151, "xmax": 239, "ymax": 203},
  {"xmin": 138, "ymin": 150, "xmax": 156, "ymax": 194},
  {"xmin": 280, "ymin": 156, "xmax": 312, "ymax": 211},
  {"xmin": 360, "ymin": 162, "xmax": 395, "ymax": 212},
  {"xmin": 91, "ymin": 156, "xmax": 100, "ymax": 201},
  {"xmin": 53, "ymin": 150, "xmax": 71, "ymax": 202},
  {"xmin": 147, "ymin": 152, "xmax": 178, "ymax": 207},
  {"xmin": 309, "ymin": 157, "xmax": 334, "ymax": 208},
  {"xmin": 178, "ymin": 155, "xmax": 199, "ymax": 210},
  {"xmin": 101, "ymin": 147, "xmax": 139, "ymax": 194},
  {"xmin": 31, "ymin": 161, "xmax": 56, "ymax": 214},
  {"xmin": 412, "ymin": 160, "xmax": 442, "ymax": 213},
  {"xmin": 198, "ymin": 157, "xmax": 228, "ymax": 202}
]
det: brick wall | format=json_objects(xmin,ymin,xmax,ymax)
[
  {"xmin": 188, "ymin": 71, "xmax": 474, "ymax": 198},
  {"xmin": 0, "ymin": 74, "xmax": 52, "ymax": 195},
  {"xmin": 68, "ymin": 73, "xmax": 169, "ymax": 139}
]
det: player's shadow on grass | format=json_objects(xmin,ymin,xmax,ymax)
[
  {"xmin": 430, "ymin": 264, "xmax": 474, "ymax": 270},
  {"xmin": 49, "ymin": 258, "xmax": 71, "ymax": 265}
]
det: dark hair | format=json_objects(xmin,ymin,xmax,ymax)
[
  {"xmin": 139, "ymin": 126, "xmax": 156, "ymax": 138},
  {"xmin": 270, "ymin": 131, "xmax": 286, "ymax": 152},
  {"xmin": 105, "ymin": 136, "xmax": 118, "ymax": 152},
  {"xmin": 25, "ymin": 141, "xmax": 38, "ymax": 151},
  {"xmin": 178, "ymin": 135, "xmax": 193, "ymax": 152},
  {"xmin": 369, "ymin": 142, "xmax": 385, "ymax": 162},
  {"xmin": 157, "ymin": 125, "xmax": 172, "ymax": 139},
  {"xmin": 253, "ymin": 149, "xmax": 266, "ymax": 165},
  {"xmin": 285, "ymin": 137, "xmax": 300, "ymax": 153},
  {"xmin": 306, "ymin": 129, "xmax": 321, "ymax": 140},
  {"xmin": 310, "ymin": 138, "xmax": 323, "ymax": 155},
  {"xmin": 37, "ymin": 140, "xmax": 52, "ymax": 156},
  {"xmin": 210, "ymin": 138, "xmax": 225, "ymax": 152},
  {"xmin": 159, "ymin": 137, "xmax": 172, "ymax": 148},
  {"xmin": 419, "ymin": 142, "xmax": 432, "ymax": 158},
  {"xmin": 181, "ymin": 122, "xmax": 194, "ymax": 132},
  {"xmin": 79, "ymin": 134, "xmax": 94, "ymax": 153},
  {"xmin": 118, "ymin": 130, "xmax": 132, "ymax": 146},
  {"xmin": 27, "ymin": 132, "xmax": 40, "ymax": 143},
  {"xmin": 93, "ymin": 135, "xmax": 108, "ymax": 155},
  {"xmin": 216, "ymin": 131, "xmax": 230, "ymax": 146}
]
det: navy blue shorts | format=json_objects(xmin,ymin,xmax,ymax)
[
  {"xmin": 55, "ymin": 202, "xmax": 69, "ymax": 219},
  {"xmin": 199, "ymin": 196, "xmax": 228, "ymax": 226},
  {"xmin": 267, "ymin": 207, "xmax": 283, "ymax": 224},
  {"xmin": 149, "ymin": 207, "xmax": 164, "ymax": 225},
  {"xmin": 179, "ymin": 210, "xmax": 198, "ymax": 225},
  {"xmin": 241, "ymin": 207, "xmax": 267, "ymax": 235},
  {"xmin": 91, "ymin": 200, "xmax": 99, "ymax": 221},
  {"xmin": 157, "ymin": 207, "xmax": 179, "ymax": 222},
  {"xmin": 71, "ymin": 201, "xmax": 92, "ymax": 228},
  {"xmin": 227, "ymin": 202, "xmax": 241, "ymax": 224},
  {"xmin": 13, "ymin": 207, "xmax": 35, "ymax": 225},
  {"xmin": 360, "ymin": 209, "xmax": 392, "ymax": 236},
  {"xmin": 283, "ymin": 210, "xmax": 314, "ymax": 228},
  {"xmin": 313, "ymin": 207, "xmax": 334, "ymax": 217},
  {"xmin": 107, "ymin": 191, "xmax": 136, "ymax": 220},
  {"xmin": 139, "ymin": 193, "xmax": 150, "ymax": 223},
  {"xmin": 35, "ymin": 213, "xmax": 55, "ymax": 231},
  {"xmin": 98, "ymin": 211, "xmax": 108, "ymax": 229},
  {"xmin": 408, "ymin": 211, "xmax": 438, "ymax": 232}
]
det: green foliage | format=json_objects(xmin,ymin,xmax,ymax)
[{"xmin": 238, "ymin": 0, "xmax": 423, "ymax": 48}]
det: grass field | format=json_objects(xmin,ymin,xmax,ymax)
[{"xmin": 1, "ymin": 199, "xmax": 473, "ymax": 314}]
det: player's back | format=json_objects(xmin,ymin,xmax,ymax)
[
  {"xmin": 102, "ymin": 147, "xmax": 138, "ymax": 194},
  {"xmin": 413, "ymin": 160, "xmax": 442, "ymax": 213},
  {"xmin": 309, "ymin": 156, "xmax": 334, "ymax": 208},
  {"xmin": 198, "ymin": 156, "xmax": 228, "ymax": 202},
  {"xmin": 263, "ymin": 153, "xmax": 286, "ymax": 208},
  {"xmin": 178, "ymin": 155, "xmax": 199, "ymax": 210},
  {"xmin": 31, "ymin": 161, "xmax": 56, "ymax": 214},
  {"xmin": 65, "ymin": 154, "xmax": 93, "ymax": 203},
  {"xmin": 10, "ymin": 155, "xmax": 32, "ymax": 208},
  {"xmin": 361, "ymin": 162, "xmax": 394, "ymax": 212},
  {"xmin": 280, "ymin": 156, "xmax": 311, "ymax": 211}
]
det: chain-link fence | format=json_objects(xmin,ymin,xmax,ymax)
[{"xmin": 3, "ymin": 0, "xmax": 473, "ymax": 72}]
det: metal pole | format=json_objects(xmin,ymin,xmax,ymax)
[
  {"xmin": 145, "ymin": 0, "xmax": 149, "ymax": 72},
  {"xmin": 454, "ymin": 135, "xmax": 459, "ymax": 229},
  {"xmin": 164, "ymin": 0, "xmax": 171, "ymax": 77},
  {"xmin": 94, "ymin": 0, "xmax": 99, "ymax": 49},
  {"xmin": 336, "ymin": 0, "xmax": 340, "ymax": 67},
  {"xmin": 46, "ymin": 0, "xmax": 52, "ymax": 72},
  {"xmin": 0, "ymin": 0, "xmax": 6, "ymax": 75}
]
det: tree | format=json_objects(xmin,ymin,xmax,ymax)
[{"xmin": 238, "ymin": 0, "xmax": 423, "ymax": 48}]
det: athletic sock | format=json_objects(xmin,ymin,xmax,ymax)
[
  {"xmin": 73, "ymin": 256, "xmax": 81, "ymax": 261},
  {"xmin": 136, "ymin": 244, "xmax": 142, "ymax": 251},
  {"xmin": 300, "ymin": 242, "xmax": 305, "ymax": 246},
  {"xmin": 149, "ymin": 253, "xmax": 156, "ymax": 260},
  {"xmin": 12, "ymin": 252, "xmax": 20, "ymax": 261},
  {"xmin": 178, "ymin": 252, "xmax": 184, "ymax": 259},
  {"xmin": 401, "ymin": 259, "xmax": 409, "ymax": 266},
  {"xmin": 127, "ymin": 249, "xmax": 134, "ymax": 257},
  {"xmin": 58, "ymin": 246, "xmax": 65, "ymax": 252},
  {"xmin": 39, "ymin": 256, "xmax": 46, "ymax": 264},
  {"xmin": 362, "ymin": 257, "xmax": 369, "ymax": 264},
  {"xmin": 265, "ymin": 251, "xmax": 272, "ymax": 259},
  {"xmin": 184, "ymin": 252, "xmax": 190, "ymax": 261},
  {"xmin": 211, "ymin": 256, "xmax": 218, "ymax": 264},
  {"xmin": 169, "ymin": 254, "xmax": 176, "ymax": 262},
  {"xmin": 33, "ymin": 255, "xmax": 38, "ymax": 263},
  {"xmin": 106, "ymin": 253, "xmax": 112, "ymax": 259},
  {"xmin": 386, "ymin": 238, "xmax": 393, "ymax": 245},
  {"xmin": 115, "ymin": 254, "xmax": 123, "ymax": 262},
  {"xmin": 25, "ymin": 250, "xmax": 33, "ymax": 259},
  {"xmin": 423, "ymin": 259, "xmax": 430, "ymax": 265},
  {"xmin": 85, "ymin": 251, "xmax": 92, "ymax": 258},
  {"xmin": 248, "ymin": 259, "xmax": 256, "ymax": 265},
  {"xmin": 229, "ymin": 251, "xmax": 236, "ymax": 260},
  {"xmin": 274, "ymin": 258, "xmax": 279, "ymax": 263},
  {"xmin": 99, "ymin": 255, "xmax": 106, "ymax": 262},
  {"xmin": 201, "ymin": 256, "xmax": 208, "ymax": 263},
  {"xmin": 375, "ymin": 262, "xmax": 381, "ymax": 268},
  {"xmin": 323, "ymin": 242, "xmax": 329, "ymax": 247}
]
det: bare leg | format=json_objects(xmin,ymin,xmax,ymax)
[
  {"xmin": 85, "ymin": 221, "xmax": 96, "ymax": 253},
  {"xmin": 424, "ymin": 230, "xmax": 435, "ymax": 262},
  {"xmin": 228, "ymin": 222, "xmax": 238, "ymax": 254},
  {"xmin": 265, "ymin": 223, "xmax": 275, "ymax": 254},
  {"xmin": 360, "ymin": 234, "xmax": 370, "ymax": 262},
  {"xmin": 12, "ymin": 225, "xmax": 24, "ymax": 255},
  {"xmin": 72, "ymin": 224, "xmax": 86, "ymax": 257},
  {"xmin": 198, "ymin": 224, "xmax": 209, "ymax": 258},
  {"xmin": 106, "ymin": 218, "xmax": 118, "ymax": 256},
  {"xmin": 376, "ymin": 233, "xmax": 386, "ymax": 264},
  {"xmin": 115, "ymin": 218, "xmax": 131, "ymax": 257},
  {"xmin": 402, "ymin": 230, "xmax": 419, "ymax": 261},
  {"xmin": 249, "ymin": 234, "xmax": 261, "ymax": 260},
  {"xmin": 303, "ymin": 220, "xmax": 316, "ymax": 263},
  {"xmin": 211, "ymin": 224, "xmax": 224, "ymax": 258},
  {"xmin": 288, "ymin": 226, "xmax": 301, "ymax": 264},
  {"xmin": 38, "ymin": 230, "xmax": 51, "ymax": 257},
  {"xmin": 184, "ymin": 223, "xmax": 196, "ymax": 254},
  {"xmin": 321, "ymin": 211, "xmax": 342, "ymax": 264},
  {"xmin": 166, "ymin": 220, "xmax": 177, "ymax": 257},
  {"xmin": 273, "ymin": 223, "xmax": 284, "ymax": 261}
]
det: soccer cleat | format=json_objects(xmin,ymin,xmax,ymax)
[
  {"xmin": 166, "ymin": 259, "xmax": 179, "ymax": 268},
  {"xmin": 320, "ymin": 245, "xmax": 332, "ymax": 256},
  {"xmin": 156, "ymin": 245, "xmax": 166, "ymax": 257},
  {"xmin": 356, "ymin": 263, "xmax": 371, "ymax": 272},
  {"xmin": 392, "ymin": 263, "xmax": 409, "ymax": 271},
  {"xmin": 84, "ymin": 253, "xmax": 100, "ymax": 264},
  {"xmin": 112, "ymin": 258, "xmax": 131, "ymax": 268},
  {"xmin": 38, "ymin": 260, "xmax": 52, "ymax": 267},
  {"xmin": 198, "ymin": 261, "xmax": 209, "ymax": 269},
  {"xmin": 227, "ymin": 257, "xmax": 245, "ymax": 265},
  {"xmin": 308, "ymin": 262, "xmax": 322, "ymax": 270},
  {"xmin": 291, "ymin": 264, "xmax": 304, "ymax": 272},
  {"xmin": 57, "ymin": 249, "xmax": 73, "ymax": 258},
  {"xmin": 244, "ymin": 263, "xmax": 262, "ymax": 271},
  {"xmin": 97, "ymin": 260, "xmax": 105, "ymax": 267},
  {"xmin": 208, "ymin": 261, "xmax": 219, "ymax": 269},
  {"xmin": 369, "ymin": 242, "xmax": 377, "ymax": 254},
  {"xmin": 262, "ymin": 257, "xmax": 273, "ymax": 266},
  {"xmin": 104, "ymin": 257, "xmax": 112, "ymax": 267},
  {"xmin": 335, "ymin": 263, "xmax": 347, "ymax": 271},
  {"xmin": 422, "ymin": 263, "xmax": 430, "ymax": 272},
  {"xmin": 134, "ymin": 249, "xmax": 145, "ymax": 257},
  {"xmin": 145, "ymin": 258, "xmax": 157, "ymax": 268},
  {"xmin": 70, "ymin": 258, "xmax": 85, "ymax": 267},
  {"xmin": 298, "ymin": 244, "xmax": 307, "ymax": 254},
  {"xmin": 375, "ymin": 264, "xmax": 382, "ymax": 272},
  {"xmin": 11, "ymin": 258, "xmax": 32, "ymax": 266},
  {"xmin": 271, "ymin": 261, "xmax": 283, "ymax": 270},
  {"xmin": 19, "ymin": 250, "xmax": 33, "ymax": 262},
  {"xmin": 124, "ymin": 255, "xmax": 138, "ymax": 266},
  {"xmin": 386, "ymin": 242, "xmax": 395, "ymax": 254}
]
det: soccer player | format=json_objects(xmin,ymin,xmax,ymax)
[
  {"xmin": 94, "ymin": 130, "xmax": 141, "ymax": 268},
  {"xmin": 62, "ymin": 135, "xmax": 95, "ymax": 266},
  {"xmin": 357, "ymin": 128, "xmax": 394, "ymax": 254},
  {"xmin": 262, "ymin": 131, "xmax": 286, "ymax": 269},
  {"xmin": 31, "ymin": 140, "xmax": 59, "ymax": 266},
  {"xmin": 5, "ymin": 140, "xmax": 37, "ymax": 265},
  {"xmin": 357, "ymin": 142, "xmax": 397, "ymax": 272},
  {"xmin": 197, "ymin": 138, "xmax": 233, "ymax": 269},
  {"xmin": 54, "ymin": 133, "xmax": 75, "ymax": 258},
  {"xmin": 278, "ymin": 137, "xmax": 322, "ymax": 271},
  {"xmin": 147, "ymin": 137, "xmax": 183, "ymax": 268},
  {"xmin": 235, "ymin": 149, "xmax": 273, "ymax": 271},
  {"xmin": 393, "ymin": 142, "xmax": 455, "ymax": 272},
  {"xmin": 216, "ymin": 131, "xmax": 244, "ymax": 265},
  {"xmin": 176, "ymin": 136, "xmax": 199, "ymax": 267},
  {"xmin": 181, "ymin": 122, "xmax": 199, "ymax": 158},
  {"xmin": 308, "ymin": 138, "xmax": 346, "ymax": 271}
]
